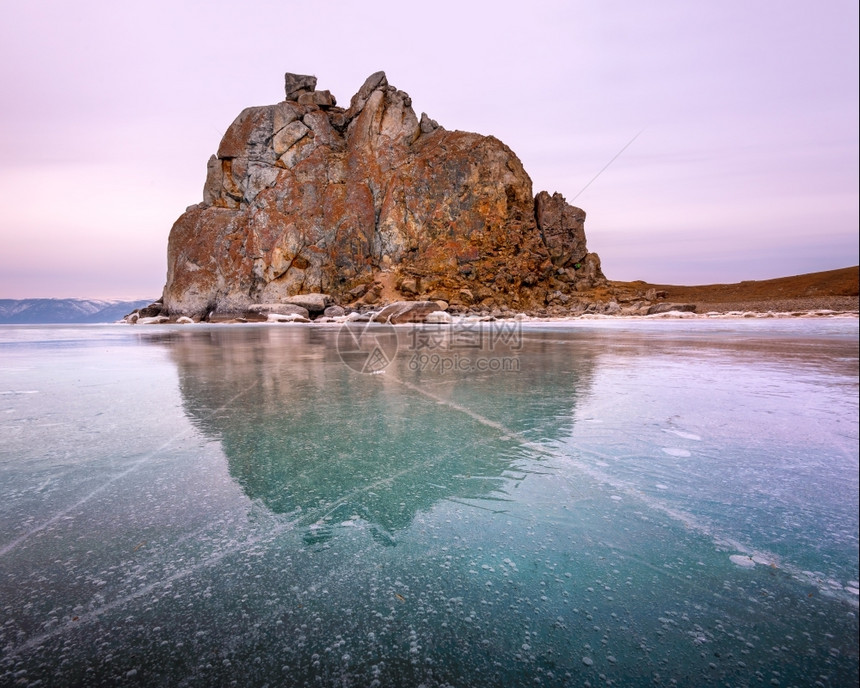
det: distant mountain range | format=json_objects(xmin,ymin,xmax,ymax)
[{"xmin": 0, "ymin": 298, "xmax": 153, "ymax": 324}]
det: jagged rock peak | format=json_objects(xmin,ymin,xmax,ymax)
[
  {"xmin": 284, "ymin": 73, "xmax": 317, "ymax": 100},
  {"xmin": 346, "ymin": 70, "xmax": 388, "ymax": 116},
  {"xmin": 162, "ymin": 71, "xmax": 605, "ymax": 318},
  {"xmin": 419, "ymin": 112, "xmax": 439, "ymax": 133}
]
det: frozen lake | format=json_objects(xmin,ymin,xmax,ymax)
[{"xmin": 1, "ymin": 319, "xmax": 857, "ymax": 687}]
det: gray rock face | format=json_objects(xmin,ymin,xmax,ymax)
[
  {"xmin": 202, "ymin": 155, "xmax": 223, "ymax": 206},
  {"xmin": 137, "ymin": 301, "xmax": 165, "ymax": 318},
  {"xmin": 297, "ymin": 90, "xmax": 336, "ymax": 108},
  {"xmin": 419, "ymin": 112, "xmax": 440, "ymax": 133},
  {"xmin": 346, "ymin": 71, "xmax": 387, "ymax": 119},
  {"xmin": 217, "ymin": 106, "xmax": 277, "ymax": 160},
  {"xmin": 284, "ymin": 293, "xmax": 330, "ymax": 314},
  {"xmin": 535, "ymin": 191, "xmax": 588, "ymax": 268},
  {"xmin": 578, "ymin": 253, "xmax": 605, "ymax": 287},
  {"xmin": 273, "ymin": 120, "xmax": 310, "ymax": 157},
  {"xmin": 284, "ymin": 73, "xmax": 317, "ymax": 100}
]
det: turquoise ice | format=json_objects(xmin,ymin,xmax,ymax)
[{"xmin": 0, "ymin": 319, "xmax": 857, "ymax": 686}]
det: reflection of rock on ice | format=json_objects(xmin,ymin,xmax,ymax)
[
  {"xmin": 165, "ymin": 327, "xmax": 595, "ymax": 543},
  {"xmin": 304, "ymin": 522, "xmax": 333, "ymax": 545}
]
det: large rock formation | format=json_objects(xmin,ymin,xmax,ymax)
[{"xmin": 162, "ymin": 71, "xmax": 605, "ymax": 317}]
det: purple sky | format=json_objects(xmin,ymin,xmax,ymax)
[{"xmin": 1, "ymin": 0, "xmax": 857, "ymax": 299}]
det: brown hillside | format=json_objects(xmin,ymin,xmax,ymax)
[{"xmin": 610, "ymin": 266, "xmax": 859, "ymax": 313}]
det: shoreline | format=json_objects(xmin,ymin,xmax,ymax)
[
  {"xmin": 123, "ymin": 307, "xmax": 859, "ymax": 327},
  {"xmin": 121, "ymin": 265, "xmax": 859, "ymax": 326}
]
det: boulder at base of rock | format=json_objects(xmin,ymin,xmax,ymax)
[
  {"xmin": 247, "ymin": 303, "xmax": 311, "ymax": 319},
  {"xmin": 647, "ymin": 303, "xmax": 697, "ymax": 315},
  {"xmin": 374, "ymin": 301, "xmax": 442, "ymax": 324},
  {"xmin": 283, "ymin": 294, "xmax": 330, "ymax": 314},
  {"xmin": 425, "ymin": 310, "xmax": 452, "ymax": 324},
  {"xmin": 137, "ymin": 301, "xmax": 164, "ymax": 318},
  {"xmin": 267, "ymin": 313, "xmax": 311, "ymax": 323}
]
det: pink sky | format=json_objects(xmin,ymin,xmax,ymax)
[{"xmin": 0, "ymin": 0, "xmax": 857, "ymax": 299}]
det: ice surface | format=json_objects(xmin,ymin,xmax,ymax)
[
  {"xmin": 0, "ymin": 321, "xmax": 857, "ymax": 687},
  {"xmin": 661, "ymin": 447, "xmax": 692, "ymax": 457},
  {"xmin": 662, "ymin": 429, "xmax": 702, "ymax": 440}
]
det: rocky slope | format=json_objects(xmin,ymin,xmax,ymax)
[{"xmin": 160, "ymin": 71, "xmax": 605, "ymax": 319}]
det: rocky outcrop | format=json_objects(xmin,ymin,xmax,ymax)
[
  {"xmin": 535, "ymin": 191, "xmax": 587, "ymax": 269},
  {"xmin": 282, "ymin": 293, "xmax": 330, "ymax": 314},
  {"xmin": 162, "ymin": 71, "xmax": 606, "ymax": 318},
  {"xmin": 374, "ymin": 300, "xmax": 443, "ymax": 324},
  {"xmin": 646, "ymin": 303, "xmax": 697, "ymax": 315}
]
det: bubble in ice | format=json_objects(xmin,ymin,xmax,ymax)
[
  {"xmin": 655, "ymin": 484, "xmax": 669, "ymax": 490},
  {"xmin": 662, "ymin": 447, "xmax": 692, "ymax": 457}
]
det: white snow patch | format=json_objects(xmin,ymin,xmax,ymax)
[{"xmin": 730, "ymin": 554, "xmax": 756, "ymax": 568}]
